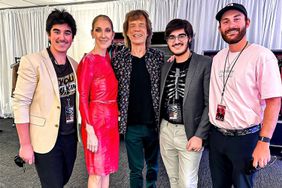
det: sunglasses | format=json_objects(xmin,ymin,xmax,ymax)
[{"xmin": 14, "ymin": 155, "xmax": 26, "ymax": 172}]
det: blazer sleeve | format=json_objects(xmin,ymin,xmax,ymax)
[
  {"xmin": 77, "ymin": 56, "xmax": 94, "ymax": 126},
  {"xmin": 111, "ymin": 53, "xmax": 121, "ymax": 80},
  {"xmin": 195, "ymin": 56, "xmax": 212, "ymax": 140},
  {"xmin": 13, "ymin": 56, "xmax": 38, "ymax": 124}
]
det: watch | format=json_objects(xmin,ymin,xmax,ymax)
[{"xmin": 258, "ymin": 136, "xmax": 271, "ymax": 143}]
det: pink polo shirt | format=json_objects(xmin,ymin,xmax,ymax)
[{"xmin": 209, "ymin": 44, "xmax": 282, "ymax": 130}]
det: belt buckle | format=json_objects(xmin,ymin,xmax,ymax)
[
  {"xmin": 236, "ymin": 129, "xmax": 244, "ymax": 136},
  {"xmin": 220, "ymin": 128, "xmax": 234, "ymax": 136}
]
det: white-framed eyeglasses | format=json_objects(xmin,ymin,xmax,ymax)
[{"xmin": 166, "ymin": 33, "xmax": 188, "ymax": 42}]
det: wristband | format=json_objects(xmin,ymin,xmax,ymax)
[{"xmin": 258, "ymin": 136, "xmax": 270, "ymax": 143}]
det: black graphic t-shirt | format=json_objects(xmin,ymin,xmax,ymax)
[
  {"xmin": 161, "ymin": 57, "xmax": 191, "ymax": 124},
  {"xmin": 47, "ymin": 48, "xmax": 77, "ymax": 135}
]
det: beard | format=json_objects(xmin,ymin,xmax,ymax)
[
  {"xmin": 221, "ymin": 25, "xmax": 247, "ymax": 44},
  {"xmin": 168, "ymin": 42, "xmax": 190, "ymax": 57}
]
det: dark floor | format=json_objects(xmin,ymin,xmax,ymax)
[{"xmin": 0, "ymin": 118, "xmax": 282, "ymax": 188}]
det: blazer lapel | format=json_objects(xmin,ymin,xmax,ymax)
[
  {"xmin": 183, "ymin": 53, "xmax": 198, "ymax": 103},
  {"xmin": 160, "ymin": 62, "xmax": 174, "ymax": 103},
  {"xmin": 41, "ymin": 49, "xmax": 60, "ymax": 99}
]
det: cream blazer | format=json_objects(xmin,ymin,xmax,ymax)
[{"xmin": 13, "ymin": 49, "xmax": 78, "ymax": 154}]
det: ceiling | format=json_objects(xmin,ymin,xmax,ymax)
[{"xmin": 0, "ymin": 0, "xmax": 115, "ymax": 10}]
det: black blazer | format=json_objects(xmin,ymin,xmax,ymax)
[{"xmin": 159, "ymin": 52, "xmax": 212, "ymax": 141}]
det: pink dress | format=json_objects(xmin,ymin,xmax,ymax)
[{"xmin": 77, "ymin": 52, "xmax": 119, "ymax": 175}]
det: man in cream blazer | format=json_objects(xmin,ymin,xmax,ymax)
[{"xmin": 13, "ymin": 9, "xmax": 78, "ymax": 188}]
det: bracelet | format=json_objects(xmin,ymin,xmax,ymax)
[{"xmin": 258, "ymin": 136, "xmax": 271, "ymax": 143}]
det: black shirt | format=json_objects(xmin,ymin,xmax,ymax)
[
  {"xmin": 127, "ymin": 55, "xmax": 155, "ymax": 126},
  {"xmin": 47, "ymin": 48, "xmax": 77, "ymax": 135},
  {"xmin": 161, "ymin": 57, "xmax": 191, "ymax": 124}
]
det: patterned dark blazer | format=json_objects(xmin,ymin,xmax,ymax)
[{"xmin": 112, "ymin": 47, "xmax": 164, "ymax": 134}]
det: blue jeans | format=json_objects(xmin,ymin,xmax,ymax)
[{"xmin": 125, "ymin": 125, "xmax": 159, "ymax": 188}]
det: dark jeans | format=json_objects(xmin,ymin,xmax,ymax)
[
  {"xmin": 125, "ymin": 125, "xmax": 159, "ymax": 188},
  {"xmin": 34, "ymin": 133, "xmax": 77, "ymax": 188},
  {"xmin": 209, "ymin": 126, "xmax": 259, "ymax": 188}
]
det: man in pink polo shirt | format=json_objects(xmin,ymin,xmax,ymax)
[{"xmin": 209, "ymin": 3, "xmax": 282, "ymax": 188}]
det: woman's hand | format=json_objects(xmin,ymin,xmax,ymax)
[{"xmin": 86, "ymin": 123, "xmax": 98, "ymax": 152}]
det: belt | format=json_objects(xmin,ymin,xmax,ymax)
[
  {"xmin": 214, "ymin": 124, "xmax": 261, "ymax": 136},
  {"xmin": 163, "ymin": 118, "xmax": 184, "ymax": 125},
  {"xmin": 91, "ymin": 100, "xmax": 116, "ymax": 104}
]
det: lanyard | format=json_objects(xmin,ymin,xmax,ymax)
[
  {"xmin": 220, "ymin": 42, "xmax": 248, "ymax": 104},
  {"xmin": 46, "ymin": 47, "xmax": 58, "ymax": 65},
  {"xmin": 46, "ymin": 47, "xmax": 68, "ymax": 65}
]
